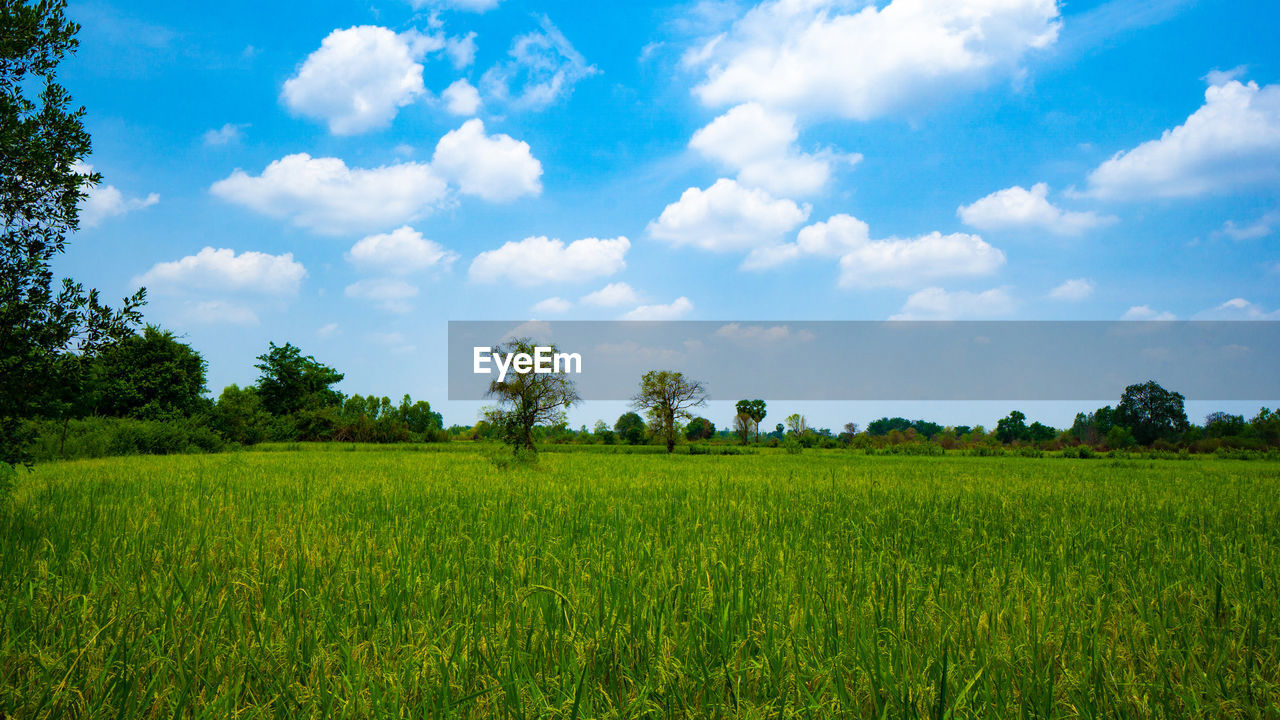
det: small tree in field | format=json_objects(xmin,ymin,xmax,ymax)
[
  {"xmin": 485, "ymin": 338, "xmax": 580, "ymax": 453},
  {"xmin": 632, "ymin": 370, "xmax": 708, "ymax": 453},
  {"xmin": 614, "ymin": 411, "xmax": 646, "ymax": 445},
  {"xmin": 785, "ymin": 413, "xmax": 808, "ymax": 436}
]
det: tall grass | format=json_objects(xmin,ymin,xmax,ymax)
[{"xmin": 1, "ymin": 450, "xmax": 1277, "ymax": 718}]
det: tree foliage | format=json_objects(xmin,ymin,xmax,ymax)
[
  {"xmin": 631, "ymin": 370, "xmax": 707, "ymax": 453},
  {"xmin": 253, "ymin": 342, "xmax": 344, "ymax": 416},
  {"xmin": 89, "ymin": 325, "xmax": 207, "ymax": 420},
  {"xmin": 1, "ymin": 0, "xmax": 145, "ymax": 467},
  {"xmin": 613, "ymin": 412, "xmax": 646, "ymax": 445},
  {"xmin": 485, "ymin": 338, "xmax": 580, "ymax": 453},
  {"xmin": 1115, "ymin": 380, "xmax": 1188, "ymax": 446}
]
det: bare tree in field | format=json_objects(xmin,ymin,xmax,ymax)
[
  {"xmin": 632, "ymin": 370, "xmax": 708, "ymax": 453},
  {"xmin": 485, "ymin": 338, "xmax": 580, "ymax": 453}
]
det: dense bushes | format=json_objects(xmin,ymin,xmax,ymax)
[{"xmin": 22, "ymin": 417, "xmax": 225, "ymax": 461}]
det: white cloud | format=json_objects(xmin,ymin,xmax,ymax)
[
  {"xmin": 648, "ymin": 178, "xmax": 810, "ymax": 252},
  {"xmin": 1218, "ymin": 210, "xmax": 1278, "ymax": 240},
  {"xmin": 282, "ymin": 26, "xmax": 439, "ymax": 135},
  {"xmin": 317, "ymin": 322, "xmax": 340, "ymax": 338},
  {"xmin": 1122, "ymin": 305, "xmax": 1177, "ymax": 321},
  {"xmin": 1085, "ymin": 79, "xmax": 1280, "ymax": 199},
  {"xmin": 347, "ymin": 226, "xmax": 458, "ymax": 275},
  {"xmin": 688, "ymin": 0, "xmax": 1060, "ymax": 119},
  {"xmin": 741, "ymin": 212, "xmax": 870, "ymax": 269},
  {"xmin": 622, "ymin": 296, "xmax": 693, "ymax": 320},
  {"xmin": 890, "ymin": 287, "xmax": 1016, "ymax": 320},
  {"xmin": 344, "ymin": 278, "xmax": 419, "ymax": 312},
  {"xmin": 1192, "ymin": 298, "xmax": 1280, "ymax": 320},
  {"xmin": 179, "ymin": 300, "xmax": 260, "ymax": 326},
  {"xmin": 839, "ymin": 232, "xmax": 1006, "ymax": 289},
  {"xmin": 531, "ymin": 296, "xmax": 573, "ymax": 314},
  {"xmin": 689, "ymin": 102, "xmax": 858, "ymax": 195},
  {"xmin": 446, "ymin": 32, "xmax": 478, "ymax": 68},
  {"xmin": 136, "ymin": 247, "xmax": 306, "ymax": 295},
  {"xmin": 75, "ymin": 162, "xmax": 158, "ymax": 228},
  {"xmin": 203, "ymin": 123, "xmax": 247, "ymax": 146},
  {"xmin": 738, "ymin": 212, "xmax": 1005, "ymax": 288},
  {"xmin": 1048, "ymin": 278, "xmax": 1095, "ymax": 301},
  {"xmin": 210, "ymin": 154, "xmax": 448, "ymax": 235},
  {"xmin": 470, "ymin": 236, "xmax": 629, "ymax": 286},
  {"xmin": 480, "ymin": 16, "xmax": 598, "ymax": 110},
  {"xmin": 432, "ymin": 119, "xmax": 542, "ymax": 201},
  {"xmin": 442, "ymin": 78, "xmax": 482, "ymax": 115},
  {"xmin": 958, "ymin": 183, "xmax": 1116, "ymax": 235},
  {"xmin": 581, "ymin": 282, "xmax": 640, "ymax": 307}
]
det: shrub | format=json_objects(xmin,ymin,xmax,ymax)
[
  {"xmin": 22, "ymin": 417, "xmax": 225, "ymax": 461},
  {"xmin": 783, "ymin": 437, "xmax": 803, "ymax": 454}
]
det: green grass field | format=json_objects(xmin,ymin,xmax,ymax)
[{"xmin": 2, "ymin": 448, "xmax": 1278, "ymax": 718}]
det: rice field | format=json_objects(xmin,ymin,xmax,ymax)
[{"xmin": 1, "ymin": 448, "xmax": 1278, "ymax": 718}]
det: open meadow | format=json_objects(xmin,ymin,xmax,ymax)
[{"xmin": 2, "ymin": 448, "xmax": 1278, "ymax": 718}]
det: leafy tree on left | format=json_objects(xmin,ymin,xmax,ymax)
[{"xmin": 1, "ymin": 0, "xmax": 146, "ymax": 468}]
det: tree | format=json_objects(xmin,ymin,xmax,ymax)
[
  {"xmin": 685, "ymin": 416, "xmax": 714, "ymax": 441},
  {"xmin": 632, "ymin": 370, "xmax": 708, "ymax": 453},
  {"xmin": 785, "ymin": 413, "xmax": 808, "ymax": 436},
  {"xmin": 89, "ymin": 325, "xmax": 207, "ymax": 419},
  {"xmin": 254, "ymin": 342, "xmax": 344, "ymax": 416},
  {"xmin": 614, "ymin": 412, "xmax": 646, "ymax": 445},
  {"xmin": 1114, "ymin": 380, "xmax": 1188, "ymax": 446},
  {"xmin": 211, "ymin": 384, "xmax": 273, "ymax": 445},
  {"xmin": 735, "ymin": 399, "xmax": 766, "ymax": 441},
  {"xmin": 485, "ymin": 338, "xmax": 580, "ymax": 453},
  {"xmin": 995, "ymin": 410, "xmax": 1029, "ymax": 444},
  {"xmin": 733, "ymin": 412, "xmax": 753, "ymax": 443},
  {"xmin": 1, "ymin": 0, "xmax": 145, "ymax": 467}
]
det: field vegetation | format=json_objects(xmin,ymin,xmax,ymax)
[{"xmin": 2, "ymin": 448, "xmax": 1277, "ymax": 718}]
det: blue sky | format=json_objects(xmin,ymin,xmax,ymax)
[{"xmin": 59, "ymin": 0, "xmax": 1280, "ymax": 430}]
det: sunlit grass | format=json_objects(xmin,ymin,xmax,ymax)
[{"xmin": 2, "ymin": 449, "xmax": 1277, "ymax": 718}]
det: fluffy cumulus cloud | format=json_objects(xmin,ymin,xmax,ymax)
[
  {"xmin": 1192, "ymin": 298, "xmax": 1280, "ymax": 320},
  {"xmin": 469, "ymin": 236, "xmax": 630, "ymax": 286},
  {"xmin": 1085, "ymin": 79, "xmax": 1280, "ymax": 200},
  {"xmin": 346, "ymin": 226, "xmax": 457, "ymax": 275},
  {"xmin": 432, "ymin": 119, "xmax": 542, "ymax": 201},
  {"xmin": 344, "ymin": 278, "xmax": 419, "ymax": 313},
  {"xmin": 442, "ymin": 78, "xmax": 482, "ymax": 115},
  {"xmin": 1048, "ymin": 278, "xmax": 1095, "ymax": 301},
  {"xmin": 688, "ymin": 0, "xmax": 1060, "ymax": 119},
  {"xmin": 890, "ymin": 287, "xmax": 1016, "ymax": 320},
  {"xmin": 210, "ymin": 154, "xmax": 448, "ymax": 235},
  {"xmin": 740, "ymin": 213, "xmax": 1006, "ymax": 288},
  {"xmin": 647, "ymin": 178, "xmax": 810, "ymax": 252},
  {"xmin": 135, "ymin": 247, "xmax": 306, "ymax": 295},
  {"xmin": 75, "ymin": 162, "xmax": 158, "ymax": 228},
  {"xmin": 689, "ymin": 103, "xmax": 858, "ymax": 195},
  {"xmin": 1122, "ymin": 305, "xmax": 1176, "ymax": 321},
  {"xmin": 531, "ymin": 296, "xmax": 573, "ymax": 314},
  {"xmin": 958, "ymin": 183, "xmax": 1116, "ymax": 235},
  {"xmin": 282, "ymin": 26, "xmax": 438, "ymax": 135},
  {"xmin": 480, "ymin": 16, "xmax": 598, "ymax": 110},
  {"xmin": 446, "ymin": 33, "xmax": 478, "ymax": 68},
  {"xmin": 581, "ymin": 282, "xmax": 640, "ymax": 307},
  {"xmin": 621, "ymin": 296, "xmax": 694, "ymax": 321},
  {"xmin": 839, "ymin": 232, "xmax": 1006, "ymax": 289}
]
